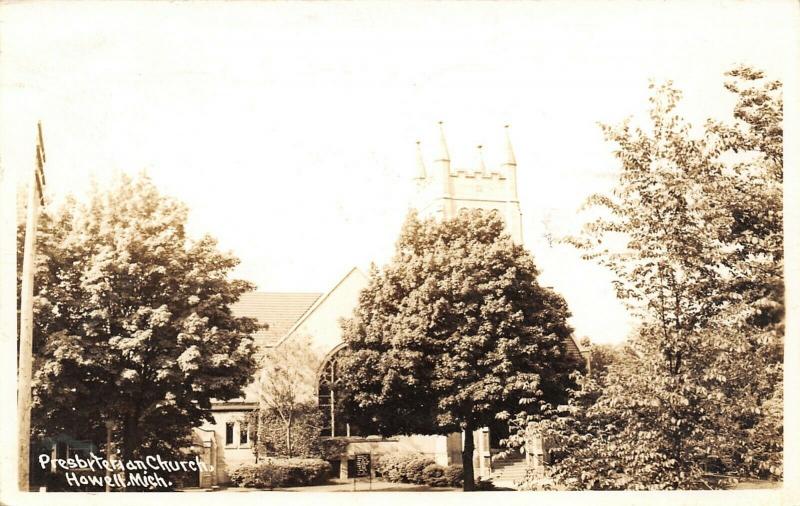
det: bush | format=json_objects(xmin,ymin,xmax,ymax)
[
  {"xmin": 422, "ymin": 464, "xmax": 448, "ymax": 487},
  {"xmin": 375, "ymin": 453, "xmax": 411, "ymax": 482},
  {"xmin": 402, "ymin": 456, "xmax": 436, "ymax": 484},
  {"xmin": 474, "ymin": 478, "xmax": 496, "ymax": 491},
  {"xmin": 443, "ymin": 464, "xmax": 464, "ymax": 487},
  {"xmin": 229, "ymin": 462, "xmax": 287, "ymax": 489},
  {"xmin": 230, "ymin": 458, "xmax": 331, "ymax": 489},
  {"xmin": 375, "ymin": 453, "xmax": 460, "ymax": 487},
  {"xmin": 516, "ymin": 473, "xmax": 557, "ymax": 491},
  {"xmin": 278, "ymin": 458, "xmax": 331, "ymax": 486}
]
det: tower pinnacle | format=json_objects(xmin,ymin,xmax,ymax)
[
  {"xmin": 503, "ymin": 124, "xmax": 517, "ymax": 167},
  {"xmin": 435, "ymin": 121, "xmax": 450, "ymax": 162},
  {"xmin": 415, "ymin": 141, "xmax": 426, "ymax": 180},
  {"xmin": 476, "ymin": 145, "xmax": 487, "ymax": 175}
]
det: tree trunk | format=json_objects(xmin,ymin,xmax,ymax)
[
  {"xmin": 121, "ymin": 414, "xmax": 141, "ymax": 489},
  {"xmin": 462, "ymin": 423, "xmax": 476, "ymax": 491},
  {"xmin": 286, "ymin": 419, "xmax": 292, "ymax": 458},
  {"xmin": 105, "ymin": 421, "xmax": 113, "ymax": 492}
]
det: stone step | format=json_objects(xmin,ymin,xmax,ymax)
[
  {"xmin": 494, "ymin": 469, "xmax": 527, "ymax": 477},
  {"xmin": 494, "ymin": 464, "xmax": 527, "ymax": 472},
  {"xmin": 489, "ymin": 458, "xmax": 530, "ymax": 484},
  {"xmin": 494, "ymin": 469, "xmax": 526, "ymax": 476},
  {"xmin": 493, "ymin": 457, "xmax": 524, "ymax": 464},
  {"xmin": 492, "ymin": 460, "xmax": 525, "ymax": 469}
]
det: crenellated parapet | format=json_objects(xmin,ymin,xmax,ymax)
[{"xmin": 451, "ymin": 169, "xmax": 506, "ymax": 180}]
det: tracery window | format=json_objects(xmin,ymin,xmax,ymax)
[{"xmin": 318, "ymin": 346, "xmax": 362, "ymax": 438}]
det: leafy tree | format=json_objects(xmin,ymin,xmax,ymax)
[
  {"xmin": 26, "ymin": 174, "xmax": 258, "ymax": 470},
  {"xmin": 506, "ymin": 340, "xmax": 639, "ymax": 490},
  {"xmin": 540, "ymin": 67, "xmax": 783, "ymax": 489},
  {"xmin": 249, "ymin": 404, "xmax": 325, "ymax": 460},
  {"xmin": 336, "ymin": 210, "xmax": 580, "ymax": 490},
  {"xmin": 700, "ymin": 65, "xmax": 783, "ymax": 479},
  {"xmin": 250, "ymin": 337, "xmax": 321, "ymax": 459}
]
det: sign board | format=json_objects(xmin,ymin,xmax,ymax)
[{"xmin": 354, "ymin": 454, "xmax": 371, "ymax": 477}]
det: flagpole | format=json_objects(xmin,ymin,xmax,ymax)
[{"xmin": 18, "ymin": 123, "xmax": 45, "ymax": 491}]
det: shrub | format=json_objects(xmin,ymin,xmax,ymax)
[
  {"xmin": 375, "ymin": 453, "xmax": 460, "ymax": 488},
  {"xmin": 516, "ymin": 473, "xmax": 557, "ymax": 491},
  {"xmin": 474, "ymin": 478, "xmax": 496, "ymax": 491},
  {"xmin": 319, "ymin": 438, "xmax": 349, "ymax": 460},
  {"xmin": 443, "ymin": 464, "xmax": 464, "ymax": 487},
  {"xmin": 402, "ymin": 456, "xmax": 435, "ymax": 484},
  {"xmin": 229, "ymin": 458, "xmax": 331, "ymax": 489},
  {"xmin": 422, "ymin": 464, "xmax": 448, "ymax": 487},
  {"xmin": 229, "ymin": 462, "xmax": 287, "ymax": 489},
  {"xmin": 277, "ymin": 458, "xmax": 331, "ymax": 486},
  {"xmin": 375, "ymin": 453, "xmax": 411, "ymax": 482}
]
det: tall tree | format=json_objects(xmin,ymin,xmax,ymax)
[
  {"xmin": 336, "ymin": 210, "xmax": 580, "ymax": 491},
  {"xmin": 542, "ymin": 67, "xmax": 783, "ymax": 489},
  {"xmin": 26, "ymin": 174, "xmax": 258, "ymax": 471},
  {"xmin": 701, "ymin": 65, "xmax": 783, "ymax": 479}
]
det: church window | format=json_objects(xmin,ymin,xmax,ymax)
[
  {"xmin": 240, "ymin": 423, "xmax": 249, "ymax": 445},
  {"xmin": 318, "ymin": 347, "xmax": 362, "ymax": 438},
  {"xmin": 225, "ymin": 422, "xmax": 234, "ymax": 446}
]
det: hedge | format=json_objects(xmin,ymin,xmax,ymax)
[
  {"xmin": 422, "ymin": 464, "xmax": 449, "ymax": 487},
  {"xmin": 375, "ymin": 453, "xmax": 462, "ymax": 487},
  {"xmin": 229, "ymin": 458, "xmax": 331, "ymax": 489},
  {"xmin": 443, "ymin": 464, "xmax": 464, "ymax": 487}
]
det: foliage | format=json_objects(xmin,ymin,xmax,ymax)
[
  {"xmin": 229, "ymin": 458, "xmax": 331, "ymax": 489},
  {"xmin": 336, "ymin": 210, "xmax": 581, "ymax": 490},
  {"xmin": 443, "ymin": 464, "xmax": 464, "ymax": 488},
  {"xmin": 375, "ymin": 453, "xmax": 460, "ymax": 487},
  {"xmin": 319, "ymin": 438, "xmax": 350, "ymax": 461},
  {"xmin": 252, "ymin": 337, "xmax": 321, "ymax": 458},
  {"xmin": 229, "ymin": 462, "xmax": 286, "ymax": 489},
  {"xmin": 474, "ymin": 478, "xmax": 496, "ymax": 491},
  {"xmin": 403, "ymin": 456, "xmax": 437, "ymax": 484},
  {"xmin": 375, "ymin": 453, "xmax": 424, "ymax": 483},
  {"xmin": 533, "ymin": 67, "xmax": 784, "ymax": 490},
  {"xmin": 276, "ymin": 458, "xmax": 331, "ymax": 486},
  {"xmin": 701, "ymin": 66, "xmax": 783, "ymax": 480},
  {"xmin": 422, "ymin": 463, "xmax": 449, "ymax": 487},
  {"xmin": 249, "ymin": 402, "xmax": 325, "ymax": 459},
  {"xmin": 25, "ymin": 173, "xmax": 258, "ymax": 468},
  {"xmin": 516, "ymin": 473, "xmax": 557, "ymax": 491}
]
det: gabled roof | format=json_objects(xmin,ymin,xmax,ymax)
[
  {"xmin": 565, "ymin": 335, "xmax": 585, "ymax": 362},
  {"xmin": 230, "ymin": 292, "xmax": 322, "ymax": 348},
  {"xmin": 275, "ymin": 266, "xmax": 368, "ymax": 348}
]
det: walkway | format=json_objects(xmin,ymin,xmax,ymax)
[{"xmin": 181, "ymin": 479, "xmax": 460, "ymax": 492}]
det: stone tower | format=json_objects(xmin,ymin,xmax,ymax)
[{"xmin": 414, "ymin": 122, "xmax": 523, "ymax": 244}]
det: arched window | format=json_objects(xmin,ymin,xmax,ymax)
[{"xmin": 317, "ymin": 345, "xmax": 362, "ymax": 438}]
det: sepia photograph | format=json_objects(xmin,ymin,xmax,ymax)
[{"xmin": 0, "ymin": 1, "xmax": 797, "ymax": 504}]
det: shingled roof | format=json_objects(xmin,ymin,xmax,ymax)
[
  {"xmin": 229, "ymin": 289, "xmax": 588, "ymax": 367},
  {"xmin": 230, "ymin": 292, "xmax": 322, "ymax": 348}
]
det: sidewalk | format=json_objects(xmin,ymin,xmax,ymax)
[{"xmin": 181, "ymin": 479, "xmax": 461, "ymax": 492}]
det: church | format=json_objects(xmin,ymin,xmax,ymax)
[{"xmin": 191, "ymin": 124, "xmax": 586, "ymax": 486}]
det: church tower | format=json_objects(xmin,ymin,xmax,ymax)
[{"xmin": 414, "ymin": 123, "xmax": 523, "ymax": 243}]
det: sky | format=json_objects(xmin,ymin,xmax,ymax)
[{"xmin": 1, "ymin": 1, "xmax": 796, "ymax": 344}]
